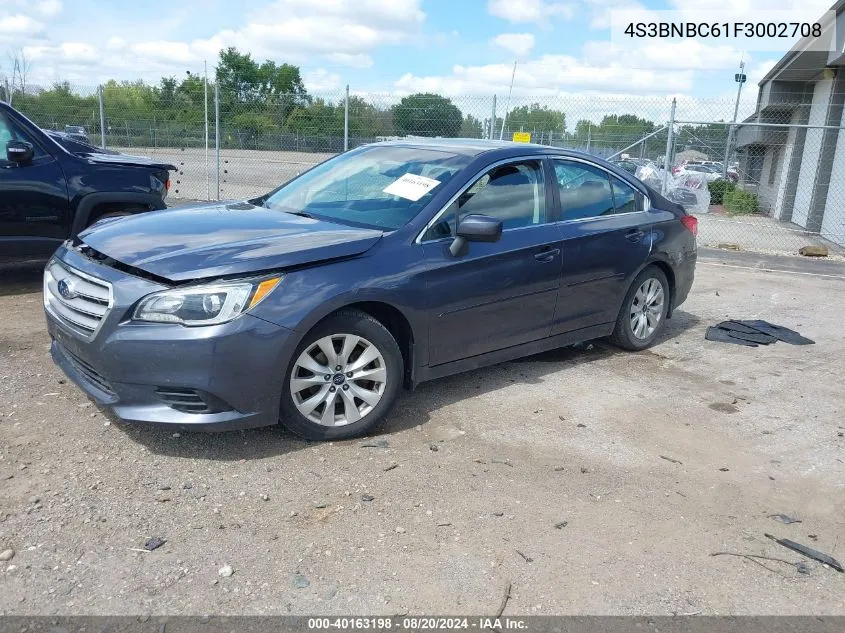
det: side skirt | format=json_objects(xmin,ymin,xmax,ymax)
[{"xmin": 412, "ymin": 323, "xmax": 614, "ymax": 386}]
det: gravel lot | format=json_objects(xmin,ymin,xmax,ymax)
[{"xmin": 1, "ymin": 250, "xmax": 844, "ymax": 616}]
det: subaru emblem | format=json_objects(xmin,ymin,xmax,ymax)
[{"xmin": 57, "ymin": 278, "xmax": 77, "ymax": 300}]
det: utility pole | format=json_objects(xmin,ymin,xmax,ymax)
[
  {"xmin": 204, "ymin": 60, "xmax": 209, "ymax": 201},
  {"xmin": 344, "ymin": 84, "xmax": 349, "ymax": 151},
  {"xmin": 499, "ymin": 60, "xmax": 517, "ymax": 140},
  {"xmin": 98, "ymin": 85, "xmax": 106, "ymax": 149},
  {"xmin": 490, "ymin": 94, "xmax": 497, "ymax": 140},
  {"xmin": 723, "ymin": 60, "xmax": 746, "ymax": 179},
  {"xmin": 662, "ymin": 98, "xmax": 677, "ymax": 195}
]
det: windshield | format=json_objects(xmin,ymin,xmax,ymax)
[{"xmin": 262, "ymin": 145, "xmax": 471, "ymax": 230}]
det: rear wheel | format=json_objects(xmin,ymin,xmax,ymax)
[
  {"xmin": 280, "ymin": 309, "xmax": 403, "ymax": 441},
  {"xmin": 88, "ymin": 207, "xmax": 147, "ymax": 228},
  {"xmin": 610, "ymin": 267, "xmax": 669, "ymax": 351}
]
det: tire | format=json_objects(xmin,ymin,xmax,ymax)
[
  {"xmin": 279, "ymin": 309, "xmax": 404, "ymax": 441},
  {"xmin": 89, "ymin": 207, "xmax": 149, "ymax": 228},
  {"xmin": 610, "ymin": 266, "xmax": 670, "ymax": 351}
]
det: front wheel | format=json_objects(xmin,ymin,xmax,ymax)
[
  {"xmin": 279, "ymin": 309, "xmax": 403, "ymax": 441},
  {"xmin": 610, "ymin": 267, "xmax": 670, "ymax": 351}
]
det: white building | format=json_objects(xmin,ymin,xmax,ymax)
[{"xmin": 734, "ymin": 0, "xmax": 845, "ymax": 247}]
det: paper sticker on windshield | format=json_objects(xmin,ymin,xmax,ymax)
[{"xmin": 383, "ymin": 174, "xmax": 441, "ymax": 201}]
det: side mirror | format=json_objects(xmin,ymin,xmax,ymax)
[
  {"xmin": 449, "ymin": 214, "xmax": 503, "ymax": 256},
  {"xmin": 7, "ymin": 140, "xmax": 34, "ymax": 164}
]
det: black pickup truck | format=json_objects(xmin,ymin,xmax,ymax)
[{"xmin": 0, "ymin": 100, "xmax": 176, "ymax": 264}]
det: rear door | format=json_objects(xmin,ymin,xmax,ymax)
[
  {"xmin": 549, "ymin": 158, "xmax": 653, "ymax": 335},
  {"xmin": 0, "ymin": 111, "xmax": 69, "ymax": 262}
]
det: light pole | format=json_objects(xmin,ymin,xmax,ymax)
[{"xmin": 723, "ymin": 60, "xmax": 746, "ymax": 179}]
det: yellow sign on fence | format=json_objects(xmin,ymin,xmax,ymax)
[{"xmin": 512, "ymin": 131, "xmax": 531, "ymax": 143}]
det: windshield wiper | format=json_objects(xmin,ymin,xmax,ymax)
[
  {"xmin": 261, "ymin": 201, "xmax": 315, "ymax": 219},
  {"xmin": 284, "ymin": 210, "xmax": 316, "ymax": 219}
]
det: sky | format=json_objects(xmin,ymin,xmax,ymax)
[{"xmin": 0, "ymin": 0, "xmax": 837, "ymax": 123}]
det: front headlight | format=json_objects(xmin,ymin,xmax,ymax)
[{"xmin": 132, "ymin": 276, "xmax": 282, "ymax": 326}]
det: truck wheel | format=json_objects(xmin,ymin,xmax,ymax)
[{"xmin": 88, "ymin": 209, "xmax": 140, "ymax": 228}]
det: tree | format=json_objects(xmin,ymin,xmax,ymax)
[
  {"xmin": 7, "ymin": 49, "xmax": 32, "ymax": 95},
  {"xmin": 215, "ymin": 47, "xmax": 308, "ymax": 124},
  {"xmin": 287, "ymin": 98, "xmax": 342, "ymax": 136},
  {"xmin": 460, "ymin": 114, "xmax": 484, "ymax": 138},
  {"xmin": 392, "ymin": 93, "xmax": 462, "ymax": 137},
  {"xmin": 506, "ymin": 103, "xmax": 565, "ymax": 136},
  {"xmin": 347, "ymin": 96, "xmax": 389, "ymax": 138},
  {"xmin": 675, "ymin": 122, "xmax": 729, "ymax": 158}
]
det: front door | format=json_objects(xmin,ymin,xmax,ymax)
[
  {"xmin": 0, "ymin": 111, "xmax": 69, "ymax": 262},
  {"xmin": 420, "ymin": 159, "xmax": 563, "ymax": 367},
  {"xmin": 549, "ymin": 159, "xmax": 653, "ymax": 334}
]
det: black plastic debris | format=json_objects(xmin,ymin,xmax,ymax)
[
  {"xmin": 765, "ymin": 533, "xmax": 843, "ymax": 572},
  {"xmin": 706, "ymin": 327, "xmax": 758, "ymax": 347},
  {"xmin": 144, "ymin": 537, "xmax": 166, "ymax": 551},
  {"xmin": 706, "ymin": 320, "xmax": 815, "ymax": 347},
  {"xmin": 737, "ymin": 320, "xmax": 815, "ymax": 345}
]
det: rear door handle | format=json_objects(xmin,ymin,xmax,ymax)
[
  {"xmin": 534, "ymin": 247, "xmax": 561, "ymax": 262},
  {"xmin": 625, "ymin": 229, "xmax": 645, "ymax": 242}
]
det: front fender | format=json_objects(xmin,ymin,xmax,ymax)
[{"xmin": 71, "ymin": 191, "xmax": 166, "ymax": 236}]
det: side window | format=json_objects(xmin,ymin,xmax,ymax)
[
  {"xmin": 422, "ymin": 160, "xmax": 545, "ymax": 240},
  {"xmin": 611, "ymin": 176, "xmax": 642, "ymax": 214},
  {"xmin": 554, "ymin": 161, "xmax": 614, "ymax": 221},
  {"xmin": 0, "ymin": 113, "xmax": 45, "ymax": 159},
  {"xmin": 0, "ymin": 114, "xmax": 15, "ymax": 148}
]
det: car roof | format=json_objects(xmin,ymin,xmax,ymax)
[{"xmin": 366, "ymin": 138, "xmax": 607, "ymax": 162}]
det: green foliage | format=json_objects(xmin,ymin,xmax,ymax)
[
  {"xmin": 230, "ymin": 112, "xmax": 278, "ymax": 135},
  {"xmin": 723, "ymin": 187, "xmax": 758, "ymax": 215},
  {"xmin": 507, "ymin": 103, "xmax": 565, "ymax": 135},
  {"xmin": 675, "ymin": 123, "xmax": 728, "ymax": 157},
  {"xmin": 392, "ymin": 93, "xmax": 462, "ymax": 137},
  {"xmin": 460, "ymin": 114, "xmax": 484, "ymax": 138},
  {"xmin": 8, "ymin": 46, "xmax": 683, "ymax": 157},
  {"xmin": 216, "ymin": 47, "xmax": 307, "ymax": 124},
  {"xmin": 708, "ymin": 179, "xmax": 735, "ymax": 205},
  {"xmin": 568, "ymin": 114, "xmax": 661, "ymax": 155}
]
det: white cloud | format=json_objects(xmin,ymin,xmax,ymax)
[
  {"xmin": 394, "ymin": 55, "xmax": 693, "ymax": 98},
  {"xmin": 25, "ymin": 41, "xmax": 98, "ymax": 65},
  {"xmin": 33, "ymin": 0, "xmax": 62, "ymax": 17},
  {"xmin": 491, "ymin": 33, "xmax": 535, "ymax": 57},
  {"xmin": 304, "ymin": 68, "xmax": 342, "ymax": 93},
  {"xmin": 583, "ymin": 0, "xmax": 644, "ymax": 29},
  {"xmin": 0, "ymin": 14, "xmax": 45, "ymax": 37},
  {"xmin": 487, "ymin": 0, "xmax": 575, "ymax": 25},
  {"xmin": 14, "ymin": 0, "xmax": 426, "ymax": 86},
  {"xmin": 746, "ymin": 59, "xmax": 778, "ymax": 85},
  {"xmin": 583, "ymin": 39, "xmax": 745, "ymax": 70},
  {"xmin": 324, "ymin": 53, "xmax": 374, "ymax": 69}
]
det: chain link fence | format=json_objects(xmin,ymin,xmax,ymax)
[{"xmin": 6, "ymin": 80, "xmax": 844, "ymax": 256}]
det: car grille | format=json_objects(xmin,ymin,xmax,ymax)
[
  {"xmin": 44, "ymin": 261, "xmax": 112, "ymax": 338},
  {"xmin": 59, "ymin": 344, "xmax": 116, "ymax": 397}
]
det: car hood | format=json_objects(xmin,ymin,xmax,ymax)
[{"xmin": 78, "ymin": 201, "xmax": 384, "ymax": 282}]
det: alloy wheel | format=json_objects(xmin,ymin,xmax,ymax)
[
  {"xmin": 629, "ymin": 278, "xmax": 665, "ymax": 340},
  {"xmin": 290, "ymin": 333, "xmax": 387, "ymax": 426}
]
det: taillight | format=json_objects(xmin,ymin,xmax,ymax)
[
  {"xmin": 680, "ymin": 215, "xmax": 698, "ymax": 236},
  {"xmin": 164, "ymin": 177, "xmax": 170, "ymax": 198}
]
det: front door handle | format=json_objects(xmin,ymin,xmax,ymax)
[
  {"xmin": 534, "ymin": 247, "xmax": 561, "ymax": 262},
  {"xmin": 625, "ymin": 228, "xmax": 645, "ymax": 242}
]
